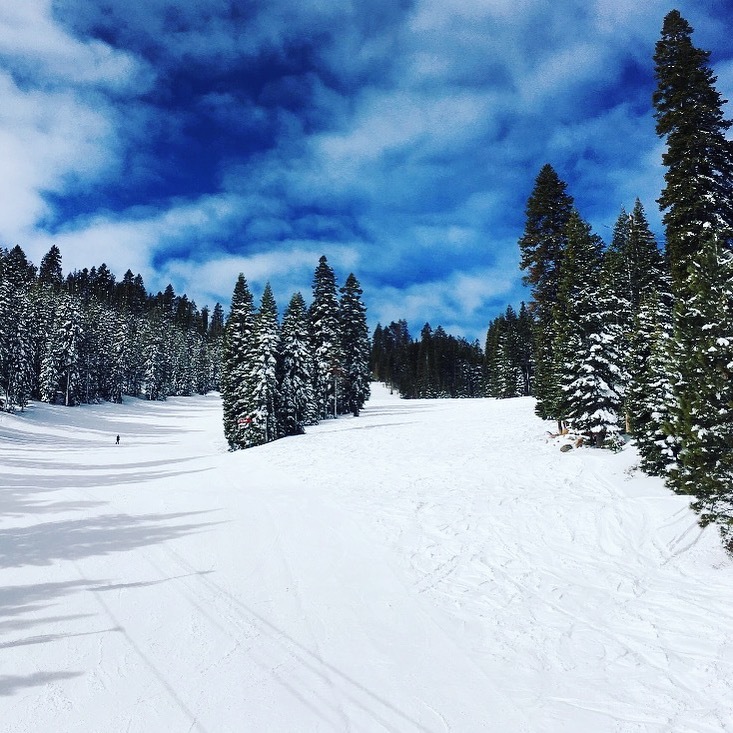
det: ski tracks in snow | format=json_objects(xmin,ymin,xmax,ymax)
[
  {"xmin": 1, "ymin": 390, "xmax": 733, "ymax": 731},
  {"xmin": 316, "ymin": 394, "xmax": 733, "ymax": 733}
]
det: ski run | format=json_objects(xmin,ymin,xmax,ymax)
[{"xmin": 1, "ymin": 385, "xmax": 732, "ymax": 732}]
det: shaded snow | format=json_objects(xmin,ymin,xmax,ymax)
[{"xmin": 1, "ymin": 386, "xmax": 732, "ymax": 732}]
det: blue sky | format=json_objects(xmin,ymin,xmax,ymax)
[{"xmin": 1, "ymin": 1, "xmax": 733, "ymax": 340}]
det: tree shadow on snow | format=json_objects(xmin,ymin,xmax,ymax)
[
  {"xmin": 1, "ymin": 465, "xmax": 212, "ymax": 491},
  {"xmin": 0, "ymin": 580, "xmax": 104, "ymax": 697},
  {"xmin": 0, "ymin": 671, "xmax": 82, "ymax": 697},
  {"xmin": 0, "ymin": 460, "xmax": 213, "ymax": 519},
  {"xmin": 0, "ymin": 626, "xmax": 122, "ymax": 650},
  {"xmin": 0, "ymin": 510, "xmax": 224, "ymax": 569}
]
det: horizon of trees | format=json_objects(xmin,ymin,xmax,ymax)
[
  {"xmin": 221, "ymin": 255, "xmax": 371, "ymax": 451},
  {"xmin": 0, "ymin": 244, "xmax": 223, "ymax": 413}
]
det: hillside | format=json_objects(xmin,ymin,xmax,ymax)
[{"xmin": 1, "ymin": 386, "xmax": 731, "ymax": 732}]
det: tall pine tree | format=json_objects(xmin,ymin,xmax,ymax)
[
  {"xmin": 279, "ymin": 292, "xmax": 317, "ymax": 436},
  {"xmin": 221, "ymin": 274, "xmax": 256, "ymax": 449},
  {"xmin": 666, "ymin": 237, "xmax": 733, "ymax": 549},
  {"xmin": 518, "ymin": 164, "xmax": 574, "ymax": 421},
  {"xmin": 248, "ymin": 283, "xmax": 280, "ymax": 447},
  {"xmin": 653, "ymin": 9, "xmax": 733, "ymax": 291},
  {"xmin": 339, "ymin": 273, "xmax": 371, "ymax": 416},
  {"xmin": 310, "ymin": 256, "xmax": 342, "ymax": 419}
]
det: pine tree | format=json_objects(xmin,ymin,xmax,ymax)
[
  {"xmin": 666, "ymin": 236, "xmax": 733, "ymax": 547},
  {"xmin": 553, "ymin": 212, "xmax": 619, "ymax": 442},
  {"xmin": 52, "ymin": 295, "xmax": 84, "ymax": 406},
  {"xmin": 375, "ymin": 320, "xmax": 411, "ymax": 393},
  {"xmin": 485, "ymin": 309, "xmax": 524, "ymax": 399},
  {"xmin": 0, "ymin": 248, "xmax": 37, "ymax": 411},
  {"xmin": 221, "ymin": 274, "xmax": 256, "ymax": 449},
  {"xmin": 605, "ymin": 200, "xmax": 666, "ymax": 312},
  {"xmin": 653, "ymin": 10, "xmax": 733, "ymax": 291},
  {"xmin": 416, "ymin": 324, "xmax": 438, "ymax": 398},
  {"xmin": 248, "ymin": 283, "xmax": 280, "ymax": 447},
  {"xmin": 626, "ymin": 289, "xmax": 677, "ymax": 475},
  {"xmin": 279, "ymin": 292, "xmax": 317, "ymax": 436},
  {"xmin": 563, "ymin": 284, "xmax": 626, "ymax": 450},
  {"xmin": 109, "ymin": 314, "xmax": 129, "ymax": 403},
  {"xmin": 518, "ymin": 164, "xmax": 574, "ymax": 420},
  {"xmin": 207, "ymin": 302, "xmax": 225, "ymax": 391},
  {"xmin": 370, "ymin": 323, "xmax": 386, "ymax": 382},
  {"xmin": 310, "ymin": 256, "xmax": 342, "ymax": 419},
  {"xmin": 38, "ymin": 245, "xmax": 64, "ymax": 289},
  {"xmin": 140, "ymin": 312, "xmax": 166, "ymax": 401},
  {"xmin": 339, "ymin": 273, "xmax": 371, "ymax": 416}
]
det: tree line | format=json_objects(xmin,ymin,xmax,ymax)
[
  {"xmin": 370, "ymin": 321, "xmax": 484, "ymax": 398},
  {"xmin": 221, "ymin": 255, "xmax": 371, "ymax": 450},
  {"xmin": 369, "ymin": 305, "xmax": 533, "ymax": 401},
  {"xmin": 0, "ymin": 244, "xmax": 223, "ymax": 412},
  {"xmin": 517, "ymin": 9, "xmax": 733, "ymax": 551},
  {"xmin": 372, "ymin": 11, "xmax": 733, "ymax": 553}
]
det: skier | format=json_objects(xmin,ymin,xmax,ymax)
[{"xmin": 116, "ymin": 435, "xmax": 120, "ymax": 445}]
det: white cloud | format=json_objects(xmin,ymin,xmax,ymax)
[
  {"xmin": 0, "ymin": 71, "xmax": 118, "ymax": 243},
  {"xmin": 3, "ymin": 0, "xmax": 730, "ymax": 339},
  {"xmin": 24, "ymin": 193, "xmax": 245, "ymax": 289},
  {"xmin": 368, "ymin": 242, "xmax": 521, "ymax": 340},
  {"xmin": 0, "ymin": 2, "xmax": 149, "ymax": 90},
  {"xmin": 160, "ymin": 244, "xmax": 361, "ymax": 308}
]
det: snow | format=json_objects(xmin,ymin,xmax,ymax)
[{"xmin": 1, "ymin": 386, "xmax": 732, "ymax": 732}]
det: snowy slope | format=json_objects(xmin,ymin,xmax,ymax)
[{"xmin": 1, "ymin": 386, "xmax": 732, "ymax": 732}]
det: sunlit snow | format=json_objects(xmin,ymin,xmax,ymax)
[{"xmin": 1, "ymin": 386, "xmax": 732, "ymax": 732}]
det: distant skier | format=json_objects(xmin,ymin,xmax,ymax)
[{"xmin": 116, "ymin": 435, "xmax": 120, "ymax": 445}]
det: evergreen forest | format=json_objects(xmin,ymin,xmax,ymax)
[
  {"xmin": 0, "ymin": 244, "xmax": 223, "ymax": 411},
  {"xmin": 220, "ymin": 256, "xmax": 371, "ymax": 451},
  {"xmin": 1, "ymin": 10, "xmax": 731, "ymax": 552}
]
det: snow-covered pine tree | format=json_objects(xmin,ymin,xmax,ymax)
[
  {"xmin": 564, "ymin": 284, "xmax": 626, "ymax": 450},
  {"xmin": 666, "ymin": 236, "xmax": 733, "ymax": 548},
  {"xmin": 221, "ymin": 274, "xmax": 256, "ymax": 449},
  {"xmin": 54, "ymin": 294, "xmax": 84, "ymax": 406},
  {"xmin": 79, "ymin": 299, "xmax": 107, "ymax": 403},
  {"xmin": 247, "ymin": 283, "xmax": 280, "ymax": 447},
  {"xmin": 0, "ymin": 246, "xmax": 37, "ymax": 411},
  {"xmin": 13, "ymin": 297, "xmax": 35, "ymax": 411},
  {"xmin": 516, "ymin": 303, "xmax": 534, "ymax": 396},
  {"xmin": 206, "ymin": 302, "xmax": 225, "ymax": 392},
  {"xmin": 109, "ymin": 313, "xmax": 129, "ymax": 403},
  {"xmin": 140, "ymin": 311, "xmax": 166, "ymax": 401},
  {"xmin": 554, "ymin": 212, "xmax": 625, "ymax": 446},
  {"xmin": 626, "ymin": 289, "xmax": 677, "ymax": 475},
  {"xmin": 38, "ymin": 245, "xmax": 64, "ymax": 290},
  {"xmin": 121, "ymin": 312, "xmax": 144, "ymax": 398},
  {"xmin": 604, "ymin": 202, "xmax": 665, "ymax": 309},
  {"xmin": 279, "ymin": 292, "xmax": 317, "ymax": 436},
  {"xmin": 339, "ymin": 273, "xmax": 371, "ymax": 416},
  {"xmin": 485, "ymin": 310, "xmax": 523, "ymax": 399},
  {"xmin": 310, "ymin": 256, "xmax": 343, "ymax": 419}
]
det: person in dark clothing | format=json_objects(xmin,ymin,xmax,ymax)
[{"xmin": 116, "ymin": 435, "xmax": 120, "ymax": 445}]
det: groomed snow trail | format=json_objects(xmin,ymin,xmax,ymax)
[{"xmin": 0, "ymin": 387, "xmax": 731, "ymax": 732}]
